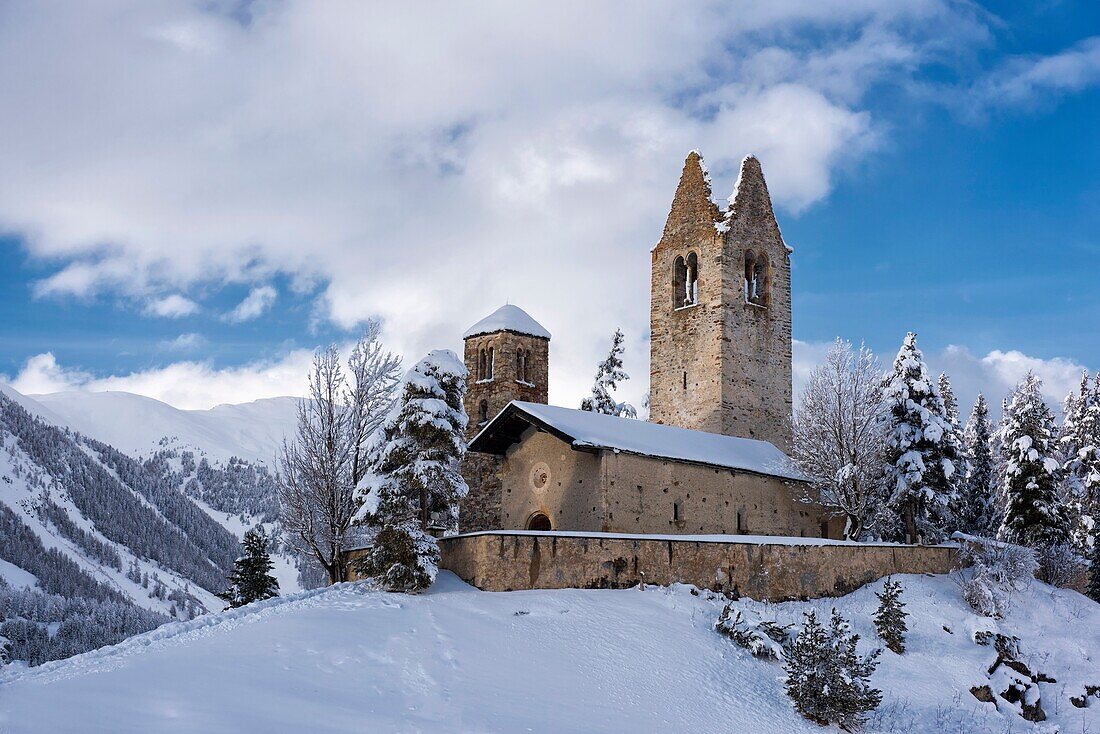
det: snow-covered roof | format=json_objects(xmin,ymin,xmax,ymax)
[
  {"xmin": 469, "ymin": 401, "xmax": 806, "ymax": 481},
  {"xmin": 463, "ymin": 305, "xmax": 550, "ymax": 340}
]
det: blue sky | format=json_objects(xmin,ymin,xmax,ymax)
[{"xmin": 0, "ymin": 1, "xmax": 1097, "ymax": 413}]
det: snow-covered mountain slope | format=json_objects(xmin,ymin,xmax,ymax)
[
  {"xmin": 1, "ymin": 572, "xmax": 1096, "ymax": 734},
  {"xmin": 26, "ymin": 389, "xmax": 299, "ymax": 466},
  {"xmin": 0, "ymin": 390, "xmax": 252, "ymax": 665}
]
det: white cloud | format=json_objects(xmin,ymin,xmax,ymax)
[
  {"xmin": 143, "ymin": 294, "xmax": 199, "ymax": 319},
  {"xmin": 970, "ymin": 36, "xmax": 1100, "ymax": 111},
  {"xmin": 0, "ymin": 0, "xmax": 989, "ymax": 387},
  {"xmin": 8, "ymin": 350, "xmax": 315, "ymax": 410},
  {"xmin": 225, "ymin": 285, "xmax": 277, "ymax": 323},
  {"xmin": 160, "ymin": 332, "xmax": 207, "ymax": 351}
]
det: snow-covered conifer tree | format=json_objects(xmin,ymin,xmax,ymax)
[
  {"xmin": 958, "ymin": 394, "xmax": 997, "ymax": 535},
  {"xmin": 1088, "ymin": 541, "xmax": 1100, "ymax": 603},
  {"xmin": 791, "ymin": 338, "xmax": 890, "ymax": 540},
  {"xmin": 220, "ymin": 527, "xmax": 279, "ymax": 608},
  {"xmin": 783, "ymin": 609, "xmax": 881, "ymax": 728},
  {"xmin": 580, "ymin": 328, "xmax": 636, "ymax": 418},
  {"xmin": 884, "ymin": 333, "xmax": 961, "ymax": 543},
  {"xmin": 998, "ymin": 372, "xmax": 1070, "ymax": 548},
  {"xmin": 355, "ymin": 350, "xmax": 468, "ymax": 592},
  {"xmin": 1060, "ymin": 372, "xmax": 1100, "ymax": 553},
  {"xmin": 939, "ymin": 372, "xmax": 959, "ymax": 430},
  {"xmin": 873, "ymin": 577, "xmax": 907, "ymax": 654}
]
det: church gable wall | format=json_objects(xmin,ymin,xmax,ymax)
[{"xmin": 498, "ymin": 429, "xmax": 603, "ymax": 532}]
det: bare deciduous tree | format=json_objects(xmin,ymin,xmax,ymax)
[
  {"xmin": 791, "ymin": 339, "xmax": 890, "ymax": 540},
  {"xmin": 278, "ymin": 328, "xmax": 401, "ymax": 584}
]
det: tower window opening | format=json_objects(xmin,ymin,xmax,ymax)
[
  {"xmin": 737, "ymin": 510, "xmax": 746, "ymax": 534},
  {"xmin": 745, "ymin": 251, "xmax": 769, "ymax": 306},
  {"xmin": 685, "ymin": 251, "xmax": 698, "ymax": 306},
  {"xmin": 478, "ymin": 349, "xmax": 487, "ymax": 380},
  {"xmin": 516, "ymin": 349, "xmax": 523, "ymax": 381},
  {"xmin": 673, "ymin": 499, "xmax": 683, "ymax": 523},
  {"xmin": 477, "ymin": 399, "xmax": 488, "ymax": 426},
  {"xmin": 525, "ymin": 349, "xmax": 532, "ymax": 382},
  {"xmin": 487, "ymin": 346, "xmax": 495, "ymax": 378},
  {"xmin": 683, "ymin": 371, "xmax": 687, "ymax": 390}
]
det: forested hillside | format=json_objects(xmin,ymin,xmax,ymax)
[{"xmin": 0, "ymin": 390, "xmax": 284, "ymax": 666}]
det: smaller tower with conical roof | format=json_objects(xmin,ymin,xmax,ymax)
[{"xmin": 460, "ymin": 304, "xmax": 550, "ymax": 531}]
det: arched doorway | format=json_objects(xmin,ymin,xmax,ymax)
[{"xmin": 526, "ymin": 512, "xmax": 553, "ymax": 531}]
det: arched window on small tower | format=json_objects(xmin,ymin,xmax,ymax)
[
  {"xmin": 477, "ymin": 399, "xmax": 488, "ymax": 426},
  {"xmin": 744, "ymin": 251, "xmax": 769, "ymax": 306},
  {"xmin": 525, "ymin": 349, "xmax": 532, "ymax": 382},
  {"xmin": 516, "ymin": 349, "xmax": 523, "ymax": 381},
  {"xmin": 488, "ymin": 346, "xmax": 495, "ymax": 378},
  {"xmin": 478, "ymin": 348, "xmax": 487, "ymax": 380},
  {"xmin": 672, "ymin": 255, "xmax": 687, "ymax": 308},
  {"xmin": 685, "ymin": 251, "xmax": 699, "ymax": 306}
]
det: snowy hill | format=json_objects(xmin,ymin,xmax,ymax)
[
  {"xmin": 1, "ymin": 572, "xmax": 1096, "ymax": 733},
  {"xmin": 25, "ymin": 389, "xmax": 299, "ymax": 466}
]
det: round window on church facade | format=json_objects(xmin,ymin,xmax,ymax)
[{"xmin": 530, "ymin": 462, "xmax": 551, "ymax": 491}]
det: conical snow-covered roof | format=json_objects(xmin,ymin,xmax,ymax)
[{"xmin": 463, "ymin": 305, "xmax": 550, "ymax": 340}]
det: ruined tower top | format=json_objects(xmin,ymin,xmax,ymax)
[{"xmin": 649, "ymin": 152, "xmax": 793, "ymax": 450}]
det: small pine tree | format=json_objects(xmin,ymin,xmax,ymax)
[
  {"xmin": 998, "ymin": 372, "xmax": 1070, "ymax": 548},
  {"xmin": 355, "ymin": 350, "xmax": 468, "ymax": 592},
  {"xmin": 1087, "ymin": 541, "xmax": 1100, "ymax": 603},
  {"xmin": 959, "ymin": 394, "xmax": 997, "ymax": 535},
  {"xmin": 884, "ymin": 333, "xmax": 961, "ymax": 543},
  {"xmin": 580, "ymin": 328, "xmax": 637, "ymax": 418},
  {"xmin": 784, "ymin": 609, "xmax": 882, "ymax": 728},
  {"xmin": 939, "ymin": 372, "xmax": 959, "ymax": 430},
  {"xmin": 220, "ymin": 527, "xmax": 280, "ymax": 608},
  {"xmin": 873, "ymin": 577, "xmax": 908, "ymax": 654}
]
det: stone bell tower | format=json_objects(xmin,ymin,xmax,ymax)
[
  {"xmin": 459, "ymin": 304, "xmax": 550, "ymax": 531},
  {"xmin": 648, "ymin": 152, "xmax": 793, "ymax": 450}
]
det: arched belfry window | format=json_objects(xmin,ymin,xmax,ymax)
[
  {"xmin": 477, "ymin": 399, "xmax": 489, "ymax": 426},
  {"xmin": 744, "ymin": 251, "xmax": 769, "ymax": 306},
  {"xmin": 516, "ymin": 349, "xmax": 523, "ymax": 380},
  {"xmin": 673, "ymin": 256, "xmax": 686, "ymax": 308},
  {"xmin": 488, "ymin": 346, "xmax": 495, "ymax": 378},
  {"xmin": 525, "ymin": 349, "xmax": 532, "ymax": 382},
  {"xmin": 673, "ymin": 253, "xmax": 699, "ymax": 309},
  {"xmin": 685, "ymin": 252, "xmax": 698, "ymax": 306},
  {"xmin": 478, "ymin": 349, "xmax": 487, "ymax": 380}
]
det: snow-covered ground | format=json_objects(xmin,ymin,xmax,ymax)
[{"xmin": 1, "ymin": 572, "xmax": 1096, "ymax": 733}]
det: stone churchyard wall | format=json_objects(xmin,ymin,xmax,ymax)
[{"xmin": 437, "ymin": 531, "xmax": 960, "ymax": 602}]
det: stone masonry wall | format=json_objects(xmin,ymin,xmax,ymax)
[{"xmin": 437, "ymin": 532, "xmax": 960, "ymax": 601}]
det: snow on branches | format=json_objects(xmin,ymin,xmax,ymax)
[
  {"xmin": 580, "ymin": 328, "xmax": 636, "ymax": 418},
  {"xmin": 354, "ymin": 350, "xmax": 469, "ymax": 592},
  {"xmin": 998, "ymin": 372, "xmax": 1069, "ymax": 548},
  {"xmin": 791, "ymin": 339, "xmax": 890, "ymax": 540},
  {"xmin": 884, "ymin": 333, "xmax": 961, "ymax": 543}
]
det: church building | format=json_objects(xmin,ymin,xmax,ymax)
[{"xmin": 458, "ymin": 152, "xmax": 838, "ymax": 539}]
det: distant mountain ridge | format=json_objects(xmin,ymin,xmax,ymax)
[{"xmin": 24, "ymin": 390, "xmax": 300, "ymax": 466}]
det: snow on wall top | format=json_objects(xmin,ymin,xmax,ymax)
[
  {"xmin": 485, "ymin": 401, "xmax": 805, "ymax": 481},
  {"xmin": 463, "ymin": 305, "xmax": 550, "ymax": 340}
]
